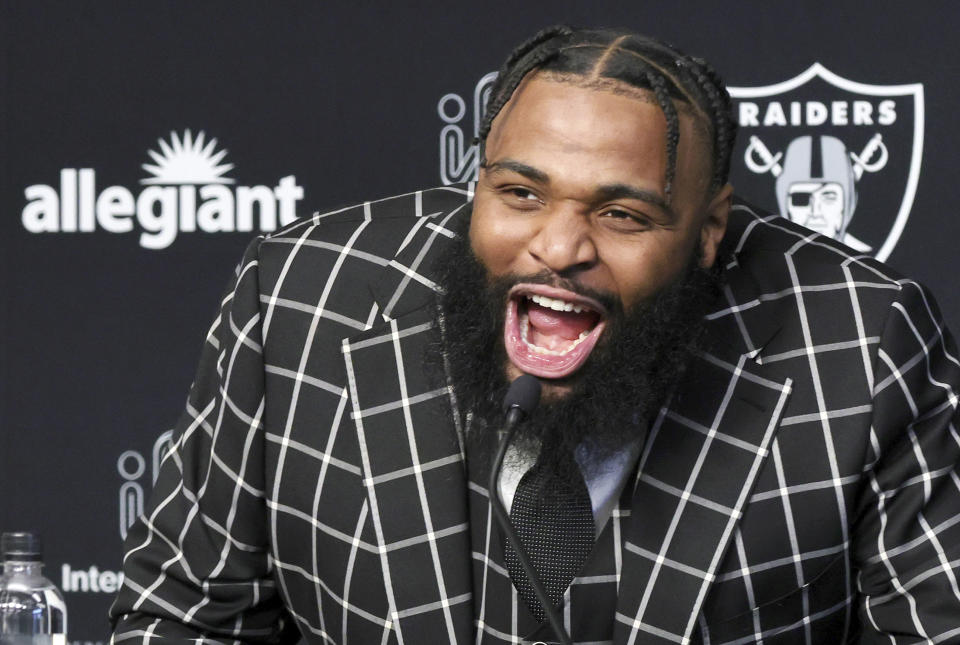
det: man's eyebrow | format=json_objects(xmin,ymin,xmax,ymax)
[
  {"xmin": 482, "ymin": 159, "xmax": 550, "ymax": 184},
  {"xmin": 483, "ymin": 162, "xmax": 676, "ymax": 219},
  {"xmin": 595, "ymin": 183, "xmax": 675, "ymax": 218}
]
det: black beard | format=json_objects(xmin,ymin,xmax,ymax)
[{"xmin": 430, "ymin": 220, "xmax": 722, "ymax": 487}]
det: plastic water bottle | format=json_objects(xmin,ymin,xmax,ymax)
[{"xmin": 0, "ymin": 532, "xmax": 67, "ymax": 645}]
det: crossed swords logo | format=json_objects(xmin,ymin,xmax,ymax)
[{"xmin": 744, "ymin": 132, "xmax": 889, "ymax": 180}]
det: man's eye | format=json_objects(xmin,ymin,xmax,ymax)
[
  {"xmin": 600, "ymin": 209, "xmax": 650, "ymax": 229},
  {"xmin": 507, "ymin": 188, "xmax": 540, "ymax": 201},
  {"xmin": 500, "ymin": 187, "xmax": 543, "ymax": 209}
]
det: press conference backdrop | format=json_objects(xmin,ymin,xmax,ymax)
[{"xmin": 2, "ymin": 1, "xmax": 960, "ymax": 641}]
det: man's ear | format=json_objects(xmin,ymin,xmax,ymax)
[{"xmin": 698, "ymin": 183, "xmax": 733, "ymax": 268}]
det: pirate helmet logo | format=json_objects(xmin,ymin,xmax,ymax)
[
  {"xmin": 729, "ymin": 63, "xmax": 923, "ymax": 261},
  {"xmin": 745, "ymin": 133, "xmax": 888, "ymax": 251}
]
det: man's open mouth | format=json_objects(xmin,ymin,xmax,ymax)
[{"xmin": 503, "ymin": 283, "xmax": 607, "ymax": 379}]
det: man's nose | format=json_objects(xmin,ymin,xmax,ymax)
[
  {"xmin": 526, "ymin": 208, "xmax": 598, "ymax": 275},
  {"xmin": 810, "ymin": 193, "xmax": 824, "ymax": 215}
]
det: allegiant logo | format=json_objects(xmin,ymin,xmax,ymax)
[{"xmin": 21, "ymin": 130, "xmax": 304, "ymax": 250}]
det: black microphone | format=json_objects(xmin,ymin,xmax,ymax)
[
  {"xmin": 489, "ymin": 375, "xmax": 574, "ymax": 645},
  {"xmin": 502, "ymin": 373, "xmax": 542, "ymax": 422}
]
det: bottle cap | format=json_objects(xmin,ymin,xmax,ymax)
[{"xmin": 2, "ymin": 532, "xmax": 42, "ymax": 561}]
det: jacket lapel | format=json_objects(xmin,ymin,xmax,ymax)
[
  {"xmin": 342, "ymin": 195, "xmax": 795, "ymax": 643},
  {"xmin": 614, "ymin": 235, "xmax": 795, "ymax": 644},
  {"xmin": 342, "ymin": 199, "xmax": 474, "ymax": 644}
]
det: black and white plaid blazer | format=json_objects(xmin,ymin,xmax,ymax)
[{"xmin": 111, "ymin": 184, "xmax": 960, "ymax": 644}]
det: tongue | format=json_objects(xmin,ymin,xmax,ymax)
[{"xmin": 527, "ymin": 301, "xmax": 598, "ymax": 340}]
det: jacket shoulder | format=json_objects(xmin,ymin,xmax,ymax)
[
  {"xmin": 248, "ymin": 184, "xmax": 472, "ymax": 304},
  {"xmin": 254, "ymin": 184, "xmax": 471, "ymax": 271},
  {"xmin": 718, "ymin": 198, "xmax": 917, "ymax": 349},
  {"xmin": 725, "ymin": 198, "xmax": 906, "ymax": 290},
  {"xmin": 271, "ymin": 184, "xmax": 472, "ymax": 238}
]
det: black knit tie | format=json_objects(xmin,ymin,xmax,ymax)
[{"xmin": 503, "ymin": 450, "xmax": 595, "ymax": 622}]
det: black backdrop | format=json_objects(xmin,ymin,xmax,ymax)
[{"xmin": 2, "ymin": 1, "xmax": 960, "ymax": 641}]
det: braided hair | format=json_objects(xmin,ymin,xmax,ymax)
[{"xmin": 478, "ymin": 26, "xmax": 737, "ymax": 199}]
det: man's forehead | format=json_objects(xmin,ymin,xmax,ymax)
[
  {"xmin": 491, "ymin": 72, "xmax": 713, "ymax": 157},
  {"xmin": 536, "ymin": 71, "xmax": 705, "ymax": 120}
]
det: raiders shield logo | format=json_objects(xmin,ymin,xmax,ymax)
[{"xmin": 728, "ymin": 63, "xmax": 924, "ymax": 261}]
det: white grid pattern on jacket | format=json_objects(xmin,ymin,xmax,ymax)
[{"xmin": 110, "ymin": 187, "xmax": 960, "ymax": 644}]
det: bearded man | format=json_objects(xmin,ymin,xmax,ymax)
[{"xmin": 111, "ymin": 26, "xmax": 960, "ymax": 644}]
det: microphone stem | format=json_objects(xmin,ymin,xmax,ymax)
[{"xmin": 489, "ymin": 407, "xmax": 574, "ymax": 645}]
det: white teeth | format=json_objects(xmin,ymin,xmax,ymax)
[
  {"xmin": 519, "ymin": 312, "xmax": 591, "ymax": 355},
  {"xmin": 518, "ymin": 293, "xmax": 598, "ymax": 355},
  {"xmin": 527, "ymin": 293, "xmax": 589, "ymax": 314},
  {"xmin": 529, "ymin": 294, "xmax": 566, "ymax": 311}
]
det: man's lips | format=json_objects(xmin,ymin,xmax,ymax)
[{"xmin": 503, "ymin": 283, "xmax": 607, "ymax": 379}]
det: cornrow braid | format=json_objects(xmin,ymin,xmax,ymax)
[
  {"xmin": 477, "ymin": 25, "xmax": 572, "ymax": 150},
  {"xmin": 684, "ymin": 57, "xmax": 737, "ymax": 186},
  {"xmin": 500, "ymin": 25, "xmax": 573, "ymax": 80},
  {"xmin": 478, "ymin": 26, "xmax": 738, "ymax": 200},
  {"xmin": 644, "ymin": 70, "xmax": 680, "ymax": 197}
]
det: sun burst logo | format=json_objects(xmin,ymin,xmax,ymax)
[
  {"xmin": 22, "ymin": 128, "xmax": 304, "ymax": 250},
  {"xmin": 140, "ymin": 129, "xmax": 235, "ymax": 185}
]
